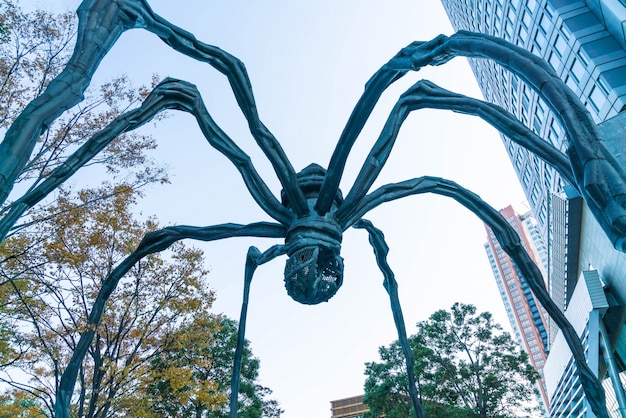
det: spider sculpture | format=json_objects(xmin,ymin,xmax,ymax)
[{"xmin": 1, "ymin": 1, "xmax": 626, "ymax": 417}]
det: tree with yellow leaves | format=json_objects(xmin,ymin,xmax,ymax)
[{"xmin": 0, "ymin": 183, "xmax": 281, "ymax": 417}]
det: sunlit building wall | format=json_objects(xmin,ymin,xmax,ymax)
[{"xmin": 330, "ymin": 395, "xmax": 369, "ymax": 418}]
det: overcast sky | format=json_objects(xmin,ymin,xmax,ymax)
[{"xmin": 26, "ymin": 1, "xmax": 528, "ymax": 416}]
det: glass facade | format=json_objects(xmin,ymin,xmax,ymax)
[
  {"xmin": 441, "ymin": 0, "xmax": 626, "ymax": 239},
  {"xmin": 442, "ymin": 1, "xmax": 626, "ymax": 416}
]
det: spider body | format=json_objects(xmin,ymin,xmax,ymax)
[{"xmin": 282, "ymin": 164, "xmax": 344, "ymax": 305}]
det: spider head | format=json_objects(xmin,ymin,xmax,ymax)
[{"xmin": 282, "ymin": 164, "xmax": 344, "ymax": 305}]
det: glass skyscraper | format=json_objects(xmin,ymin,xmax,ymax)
[
  {"xmin": 441, "ymin": 0, "xmax": 626, "ymax": 307},
  {"xmin": 441, "ymin": 0, "xmax": 626, "ymax": 416}
]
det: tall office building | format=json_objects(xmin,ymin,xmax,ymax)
[
  {"xmin": 441, "ymin": 0, "xmax": 626, "ymax": 310},
  {"xmin": 484, "ymin": 205, "xmax": 551, "ymax": 409},
  {"xmin": 441, "ymin": 1, "xmax": 626, "ymax": 416}
]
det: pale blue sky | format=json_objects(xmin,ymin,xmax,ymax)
[{"xmin": 25, "ymin": 1, "xmax": 527, "ymax": 416}]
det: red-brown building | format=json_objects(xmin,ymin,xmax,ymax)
[{"xmin": 484, "ymin": 205, "xmax": 551, "ymax": 410}]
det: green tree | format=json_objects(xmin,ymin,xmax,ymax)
[
  {"xmin": 0, "ymin": 0, "xmax": 166, "ymax": 370},
  {"xmin": 0, "ymin": 184, "xmax": 210, "ymax": 416},
  {"xmin": 363, "ymin": 303, "xmax": 540, "ymax": 418},
  {"xmin": 140, "ymin": 315, "xmax": 283, "ymax": 418},
  {"xmin": 0, "ymin": 392, "xmax": 47, "ymax": 417}
]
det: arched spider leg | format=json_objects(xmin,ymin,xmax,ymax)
[
  {"xmin": 341, "ymin": 176, "xmax": 609, "ymax": 418},
  {"xmin": 335, "ymin": 78, "xmax": 575, "ymax": 220},
  {"xmin": 230, "ymin": 245, "xmax": 287, "ymax": 418},
  {"xmin": 55, "ymin": 222, "xmax": 287, "ymax": 418},
  {"xmin": 386, "ymin": 31, "xmax": 626, "ymax": 251},
  {"xmin": 316, "ymin": 47, "xmax": 417, "ymax": 214},
  {"xmin": 353, "ymin": 219, "xmax": 425, "ymax": 418},
  {"xmin": 0, "ymin": 0, "xmax": 308, "ymax": 215},
  {"xmin": 0, "ymin": 78, "xmax": 294, "ymax": 242}
]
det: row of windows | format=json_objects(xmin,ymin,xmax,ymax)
[
  {"xmin": 471, "ymin": 0, "xmax": 621, "ymax": 235},
  {"xmin": 455, "ymin": 0, "xmax": 624, "ymax": 124}
]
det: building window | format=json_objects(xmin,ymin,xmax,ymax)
[
  {"xmin": 504, "ymin": 19, "xmax": 513, "ymax": 39},
  {"xmin": 530, "ymin": 183, "xmax": 540, "ymax": 205},
  {"xmin": 565, "ymin": 74, "xmax": 578, "ymax": 92},
  {"xmin": 538, "ymin": 13, "xmax": 552, "ymax": 35},
  {"xmin": 548, "ymin": 51, "xmax": 560, "ymax": 71},
  {"xmin": 533, "ymin": 28, "xmax": 546, "ymax": 52},
  {"xmin": 533, "ymin": 101, "xmax": 545, "ymax": 133},
  {"xmin": 522, "ymin": 167, "xmax": 532, "ymax": 187},
  {"xmin": 515, "ymin": 150, "xmax": 524, "ymax": 169},
  {"xmin": 522, "ymin": 87, "xmax": 530, "ymax": 108},
  {"xmin": 538, "ymin": 202, "xmax": 547, "ymax": 225},
  {"xmin": 547, "ymin": 118, "xmax": 562, "ymax": 146},
  {"xmin": 588, "ymin": 84, "xmax": 606, "ymax": 113},
  {"xmin": 521, "ymin": 10, "xmax": 531, "ymax": 29},
  {"xmin": 570, "ymin": 57, "xmax": 586, "ymax": 83}
]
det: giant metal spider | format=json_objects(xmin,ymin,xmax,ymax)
[{"xmin": 1, "ymin": 1, "xmax": 626, "ymax": 417}]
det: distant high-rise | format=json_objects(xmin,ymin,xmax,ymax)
[{"xmin": 484, "ymin": 205, "xmax": 551, "ymax": 409}]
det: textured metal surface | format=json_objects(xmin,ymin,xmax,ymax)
[{"xmin": 0, "ymin": 1, "xmax": 621, "ymax": 417}]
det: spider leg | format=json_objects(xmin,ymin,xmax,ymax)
[
  {"xmin": 342, "ymin": 176, "xmax": 609, "ymax": 418},
  {"xmin": 316, "ymin": 45, "xmax": 419, "ymax": 215},
  {"xmin": 334, "ymin": 78, "xmax": 575, "ymax": 221},
  {"xmin": 0, "ymin": 0, "xmax": 309, "ymax": 216},
  {"xmin": 0, "ymin": 79, "xmax": 292, "ymax": 242},
  {"xmin": 353, "ymin": 219, "xmax": 425, "ymax": 418},
  {"xmin": 230, "ymin": 244, "xmax": 286, "ymax": 418},
  {"xmin": 324, "ymin": 29, "xmax": 626, "ymax": 251},
  {"xmin": 141, "ymin": 5, "xmax": 309, "ymax": 216},
  {"xmin": 388, "ymin": 31, "xmax": 626, "ymax": 252},
  {"xmin": 54, "ymin": 222, "xmax": 286, "ymax": 418}
]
